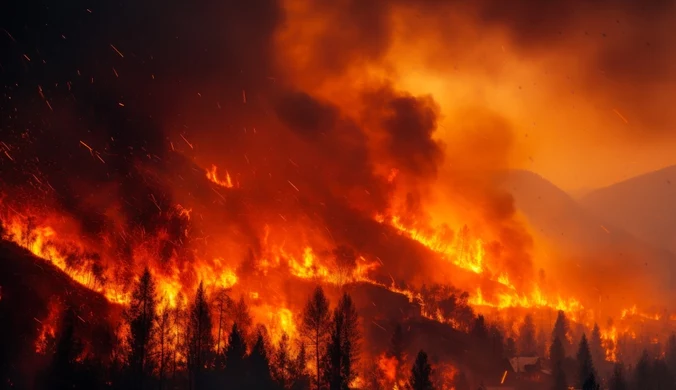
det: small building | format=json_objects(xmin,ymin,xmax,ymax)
[{"xmin": 508, "ymin": 356, "xmax": 543, "ymax": 381}]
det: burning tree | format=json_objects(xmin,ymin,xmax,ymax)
[
  {"xmin": 187, "ymin": 282, "xmax": 213, "ymax": 389},
  {"xmin": 301, "ymin": 286, "xmax": 331, "ymax": 389},
  {"xmin": 323, "ymin": 292, "xmax": 360, "ymax": 389},
  {"xmin": 409, "ymin": 350, "xmax": 434, "ymax": 390},
  {"xmin": 124, "ymin": 268, "xmax": 158, "ymax": 389},
  {"xmin": 223, "ymin": 323, "xmax": 247, "ymax": 387}
]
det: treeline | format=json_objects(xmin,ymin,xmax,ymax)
[
  {"xmin": 544, "ymin": 310, "xmax": 676, "ymax": 390},
  {"xmin": 34, "ymin": 269, "xmax": 452, "ymax": 390}
]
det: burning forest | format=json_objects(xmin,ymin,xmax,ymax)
[{"xmin": 2, "ymin": 0, "xmax": 676, "ymax": 389}]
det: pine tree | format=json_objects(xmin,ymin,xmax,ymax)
[
  {"xmin": 301, "ymin": 286, "xmax": 331, "ymax": 389},
  {"xmin": 248, "ymin": 331, "xmax": 274, "ymax": 388},
  {"xmin": 552, "ymin": 311, "xmax": 570, "ymax": 355},
  {"xmin": 171, "ymin": 300, "xmax": 186, "ymax": 380},
  {"xmin": 156, "ymin": 304, "xmax": 174, "ymax": 390},
  {"xmin": 409, "ymin": 350, "xmax": 434, "ymax": 390},
  {"xmin": 633, "ymin": 350, "xmax": 651, "ymax": 390},
  {"xmin": 273, "ymin": 332, "xmax": 292, "ymax": 388},
  {"xmin": 389, "ymin": 323, "xmax": 406, "ymax": 384},
  {"xmin": 214, "ymin": 288, "xmax": 230, "ymax": 368},
  {"xmin": 125, "ymin": 268, "xmax": 158, "ymax": 389},
  {"xmin": 325, "ymin": 305, "xmax": 345, "ymax": 390},
  {"xmin": 589, "ymin": 324, "xmax": 604, "ymax": 368},
  {"xmin": 608, "ymin": 363, "xmax": 628, "ymax": 390},
  {"xmin": 471, "ymin": 315, "xmax": 488, "ymax": 341},
  {"xmin": 338, "ymin": 293, "xmax": 360, "ymax": 387},
  {"xmin": 505, "ymin": 337, "xmax": 516, "ymax": 358},
  {"xmin": 188, "ymin": 282, "xmax": 214, "ymax": 389},
  {"xmin": 582, "ymin": 371, "xmax": 600, "ymax": 390},
  {"xmin": 550, "ymin": 336, "xmax": 566, "ymax": 390},
  {"xmin": 536, "ymin": 328, "xmax": 548, "ymax": 358},
  {"xmin": 233, "ymin": 295, "xmax": 253, "ymax": 342},
  {"xmin": 292, "ymin": 341, "xmax": 311, "ymax": 390},
  {"xmin": 224, "ymin": 323, "xmax": 247, "ymax": 387},
  {"xmin": 518, "ymin": 315, "xmax": 537, "ymax": 356},
  {"xmin": 489, "ymin": 325, "xmax": 504, "ymax": 360},
  {"xmin": 576, "ymin": 334, "xmax": 595, "ymax": 389},
  {"xmin": 666, "ymin": 333, "xmax": 676, "ymax": 376},
  {"xmin": 47, "ymin": 307, "xmax": 82, "ymax": 390},
  {"xmin": 652, "ymin": 357, "xmax": 673, "ymax": 389}
]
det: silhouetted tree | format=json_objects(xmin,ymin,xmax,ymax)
[
  {"xmin": 324, "ymin": 304, "xmax": 345, "ymax": 390},
  {"xmin": 156, "ymin": 304, "xmax": 174, "ymax": 390},
  {"xmin": 576, "ymin": 334, "xmax": 595, "ymax": 389},
  {"xmin": 666, "ymin": 333, "xmax": 676, "ymax": 376},
  {"xmin": 232, "ymin": 295, "xmax": 253, "ymax": 342},
  {"xmin": 519, "ymin": 315, "xmax": 537, "ymax": 356},
  {"xmin": 536, "ymin": 328, "xmax": 548, "ymax": 358},
  {"xmin": 471, "ymin": 315, "xmax": 488, "ymax": 341},
  {"xmin": 409, "ymin": 350, "xmax": 434, "ymax": 390},
  {"xmin": 505, "ymin": 337, "xmax": 517, "ymax": 358},
  {"xmin": 187, "ymin": 282, "xmax": 213, "ymax": 389},
  {"xmin": 291, "ymin": 341, "xmax": 311, "ymax": 390},
  {"xmin": 248, "ymin": 331, "xmax": 274, "ymax": 388},
  {"xmin": 632, "ymin": 350, "xmax": 651, "ymax": 390},
  {"xmin": 301, "ymin": 286, "xmax": 331, "ymax": 389},
  {"xmin": 125, "ymin": 268, "xmax": 158, "ymax": 389},
  {"xmin": 589, "ymin": 324, "xmax": 604, "ymax": 368},
  {"xmin": 652, "ymin": 357, "xmax": 673, "ymax": 390},
  {"xmin": 323, "ymin": 293, "xmax": 360, "ymax": 389},
  {"xmin": 389, "ymin": 323, "xmax": 406, "ymax": 384},
  {"xmin": 214, "ymin": 288, "xmax": 230, "ymax": 369},
  {"xmin": 224, "ymin": 323, "xmax": 247, "ymax": 387},
  {"xmin": 489, "ymin": 325, "xmax": 504, "ymax": 360},
  {"xmin": 338, "ymin": 293, "xmax": 360, "ymax": 387},
  {"xmin": 550, "ymin": 336, "xmax": 567, "ymax": 390},
  {"xmin": 171, "ymin": 299, "xmax": 186, "ymax": 380},
  {"xmin": 273, "ymin": 332, "xmax": 292, "ymax": 388},
  {"xmin": 552, "ymin": 311, "xmax": 570, "ymax": 355},
  {"xmin": 608, "ymin": 363, "xmax": 628, "ymax": 390},
  {"xmin": 46, "ymin": 308, "xmax": 82, "ymax": 390},
  {"xmin": 582, "ymin": 372, "xmax": 600, "ymax": 390}
]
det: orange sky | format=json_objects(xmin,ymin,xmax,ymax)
[{"xmin": 275, "ymin": 0, "xmax": 676, "ymax": 193}]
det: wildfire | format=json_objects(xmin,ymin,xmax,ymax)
[
  {"xmin": 1, "ymin": 213, "xmax": 130, "ymax": 305},
  {"xmin": 379, "ymin": 213, "xmax": 585, "ymax": 315},
  {"xmin": 205, "ymin": 164, "xmax": 234, "ymax": 188},
  {"xmin": 34, "ymin": 299, "xmax": 60, "ymax": 354}
]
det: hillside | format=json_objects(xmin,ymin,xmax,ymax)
[
  {"xmin": 581, "ymin": 165, "xmax": 676, "ymax": 255},
  {"xmin": 499, "ymin": 170, "xmax": 676, "ymax": 308},
  {"xmin": 0, "ymin": 239, "xmax": 119, "ymax": 388}
]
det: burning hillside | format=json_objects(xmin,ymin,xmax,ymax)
[{"xmin": 2, "ymin": 0, "xmax": 676, "ymax": 389}]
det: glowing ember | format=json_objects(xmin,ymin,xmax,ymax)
[{"xmin": 205, "ymin": 164, "xmax": 234, "ymax": 188}]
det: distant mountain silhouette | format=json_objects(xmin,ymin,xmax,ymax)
[
  {"xmin": 499, "ymin": 170, "xmax": 676, "ymax": 309},
  {"xmin": 581, "ymin": 165, "xmax": 676, "ymax": 255}
]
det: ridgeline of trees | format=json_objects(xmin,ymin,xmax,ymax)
[
  {"xmin": 35, "ymin": 270, "xmax": 470, "ymax": 390},
  {"xmin": 29, "ymin": 268, "xmax": 676, "ymax": 390}
]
